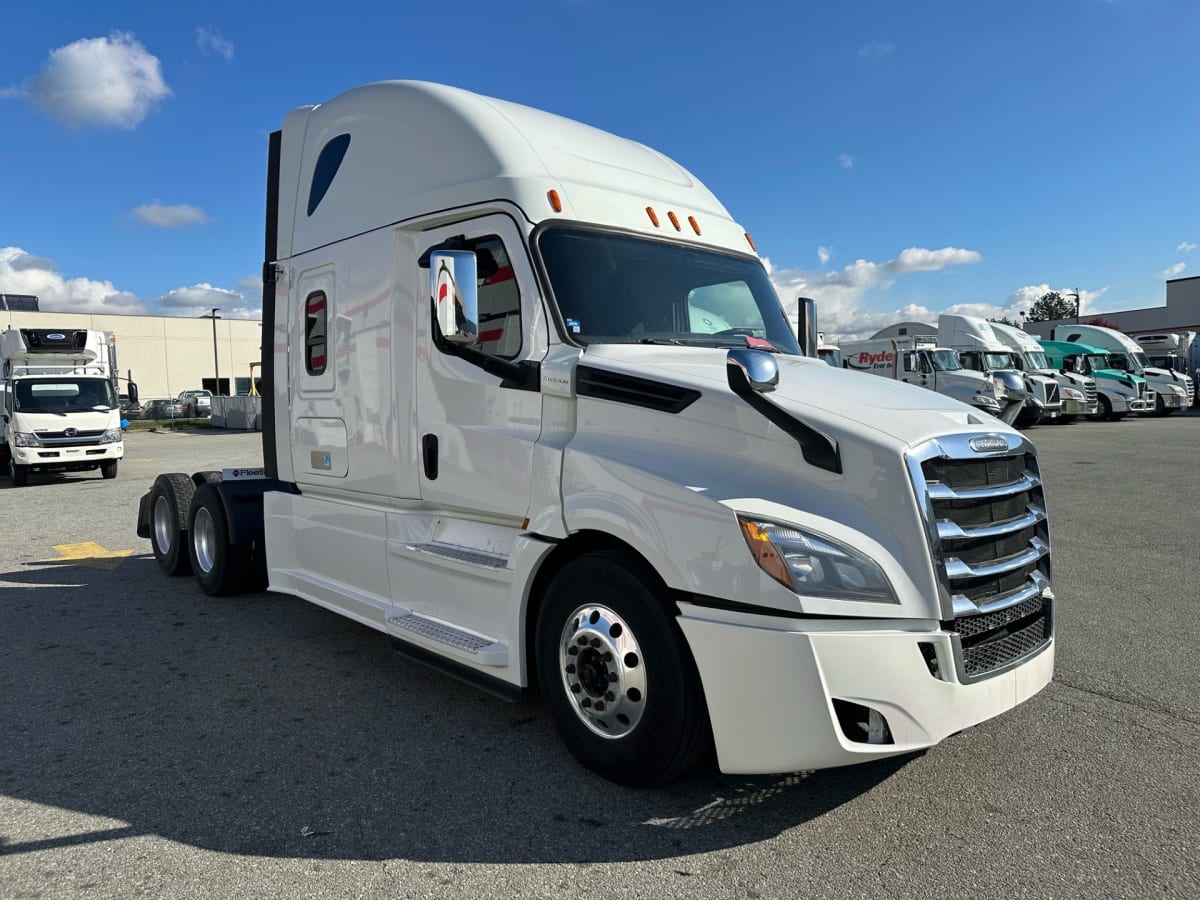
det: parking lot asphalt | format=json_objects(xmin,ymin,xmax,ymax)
[{"xmin": 1, "ymin": 416, "xmax": 1198, "ymax": 899}]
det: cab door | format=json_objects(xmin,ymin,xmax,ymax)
[{"xmin": 414, "ymin": 213, "xmax": 548, "ymax": 521}]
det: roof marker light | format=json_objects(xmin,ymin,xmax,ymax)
[
  {"xmin": 646, "ymin": 207, "xmax": 660, "ymax": 227},
  {"xmin": 745, "ymin": 232, "xmax": 757, "ymax": 251},
  {"xmin": 667, "ymin": 211, "xmax": 681, "ymax": 231},
  {"xmin": 688, "ymin": 216, "xmax": 701, "ymax": 235},
  {"xmin": 547, "ymin": 190, "xmax": 562, "ymax": 212}
]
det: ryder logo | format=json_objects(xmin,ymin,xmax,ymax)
[{"xmin": 851, "ymin": 350, "xmax": 895, "ymax": 368}]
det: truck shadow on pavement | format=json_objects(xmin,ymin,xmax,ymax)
[{"xmin": 0, "ymin": 557, "xmax": 912, "ymax": 863}]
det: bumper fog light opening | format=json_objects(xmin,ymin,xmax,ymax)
[{"xmin": 832, "ymin": 699, "xmax": 894, "ymax": 746}]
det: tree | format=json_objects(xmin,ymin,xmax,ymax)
[
  {"xmin": 988, "ymin": 315, "xmax": 1021, "ymax": 327},
  {"xmin": 1086, "ymin": 316, "xmax": 1121, "ymax": 330},
  {"xmin": 1024, "ymin": 291, "xmax": 1078, "ymax": 323}
]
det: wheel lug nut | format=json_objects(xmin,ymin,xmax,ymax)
[
  {"xmin": 577, "ymin": 637, "xmax": 588, "ymax": 646},
  {"xmin": 570, "ymin": 683, "xmax": 581, "ymax": 693},
  {"xmin": 594, "ymin": 702, "xmax": 605, "ymax": 712},
  {"xmin": 590, "ymin": 638, "xmax": 602, "ymax": 649},
  {"xmin": 565, "ymin": 664, "xmax": 576, "ymax": 674},
  {"xmin": 567, "ymin": 646, "xmax": 578, "ymax": 656},
  {"xmin": 607, "ymin": 672, "xmax": 617, "ymax": 682},
  {"xmin": 605, "ymin": 691, "xmax": 615, "ymax": 702},
  {"xmin": 603, "ymin": 652, "xmax": 613, "ymax": 662},
  {"xmin": 581, "ymin": 698, "xmax": 592, "ymax": 708}
]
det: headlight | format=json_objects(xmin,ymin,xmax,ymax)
[
  {"xmin": 1061, "ymin": 387, "xmax": 1084, "ymax": 401},
  {"xmin": 99, "ymin": 429, "xmax": 123, "ymax": 443},
  {"xmin": 12, "ymin": 432, "xmax": 42, "ymax": 447},
  {"xmin": 737, "ymin": 516, "xmax": 897, "ymax": 603},
  {"xmin": 972, "ymin": 394, "xmax": 1001, "ymax": 409}
]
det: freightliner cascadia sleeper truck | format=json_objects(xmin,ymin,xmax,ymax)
[{"xmin": 137, "ymin": 81, "xmax": 1055, "ymax": 786}]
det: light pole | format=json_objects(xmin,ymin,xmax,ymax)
[
  {"xmin": 1065, "ymin": 290, "xmax": 1081, "ymax": 325},
  {"xmin": 199, "ymin": 308, "xmax": 221, "ymax": 395}
]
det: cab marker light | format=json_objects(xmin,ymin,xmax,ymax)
[
  {"xmin": 688, "ymin": 216, "xmax": 701, "ymax": 235},
  {"xmin": 667, "ymin": 211, "xmax": 681, "ymax": 231},
  {"xmin": 547, "ymin": 190, "xmax": 563, "ymax": 213},
  {"xmin": 646, "ymin": 207, "xmax": 660, "ymax": 227},
  {"xmin": 745, "ymin": 232, "xmax": 756, "ymax": 251}
]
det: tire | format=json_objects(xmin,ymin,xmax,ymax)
[
  {"xmin": 188, "ymin": 483, "xmax": 253, "ymax": 596},
  {"xmin": 1154, "ymin": 396, "xmax": 1168, "ymax": 417},
  {"xmin": 100, "ymin": 459, "xmax": 119, "ymax": 479},
  {"xmin": 535, "ymin": 550, "xmax": 712, "ymax": 787},
  {"xmin": 1095, "ymin": 395, "xmax": 1113, "ymax": 421},
  {"xmin": 1058, "ymin": 414, "xmax": 1077, "ymax": 425},
  {"xmin": 9, "ymin": 458, "xmax": 29, "ymax": 487},
  {"xmin": 150, "ymin": 473, "xmax": 195, "ymax": 576}
]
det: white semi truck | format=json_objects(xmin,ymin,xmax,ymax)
[
  {"xmin": 1052, "ymin": 324, "xmax": 1191, "ymax": 416},
  {"xmin": 135, "ymin": 81, "xmax": 1055, "ymax": 786},
  {"xmin": 1135, "ymin": 332, "xmax": 1198, "ymax": 407},
  {"xmin": 988, "ymin": 321, "xmax": 1098, "ymax": 422},
  {"xmin": 935, "ymin": 315, "xmax": 1063, "ymax": 426},
  {"xmin": 841, "ymin": 326, "xmax": 1026, "ymax": 425},
  {"xmin": 1, "ymin": 328, "xmax": 125, "ymax": 486}
]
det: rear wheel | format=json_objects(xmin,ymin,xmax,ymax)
[
  {"xmin": 188, "ymin": 484, "xmax": 253, "ymax": 596},
  {"xmin": 100, "ymin": 459, "xmax": 119, "ymax": 479},
  {"xmin": 535, "ymin": 551, "xmax": 711, "ymax": 787},
  {"xmin": 150, "ymin": 473, "xmax": 195, "ymax": 575}
]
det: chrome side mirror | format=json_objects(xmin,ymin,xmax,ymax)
[
  {"xmin": 430, "ymin": 250, "xmax": 478, "ymax": 345},
  {"xmin": 726, "ymin": 348, "xmax": 779, "ymax": 394}
]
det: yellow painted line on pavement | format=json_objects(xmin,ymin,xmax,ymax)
[{"xmin": 47, "ymin": 541, "xmax": 135, "ymax": 571}]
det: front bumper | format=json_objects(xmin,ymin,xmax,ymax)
[
  {"xmin": 1160, "ymin": 393, "xmax": 1184, "ymax": 409},
  {"xmin": 1061, "ymin": 397, "xmax": 1095, "ymax": 416},
  {"xmin": 678, "ymin": 605, "xmax": 1054, "ymax": 774},
  {"xmin": 11, "ymin": 442, "xmax": 123, "ymax": 472}
]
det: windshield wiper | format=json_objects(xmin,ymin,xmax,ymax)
[{"xmin": 637, "ymin": 337, "xmax": 686, "ymax": 346}]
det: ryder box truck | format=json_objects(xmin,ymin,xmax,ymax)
[{"xmin": 136, "ymin": 81, "xmax": 1055, "ymax": 786}]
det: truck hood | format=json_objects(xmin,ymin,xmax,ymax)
[
  {"xmin": 578, "ymin": 345, "xmax": 1013, "ymax": 449},
  {"xmin": 16, "ymin": 409, "xmax": 119, "ymax": 432}
]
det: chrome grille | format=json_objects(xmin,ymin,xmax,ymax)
[
  {"xmin": 1084, "ymin": 381, "xmax": 1097, "ymax": 404},
  {"xmin": 908, "ymin": 435, "xmax": 1054, "ymax": 683}
]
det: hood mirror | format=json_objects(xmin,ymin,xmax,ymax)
[{"xmin": 727, "ymin": 348, "xmax": 779, "ymax": 394}]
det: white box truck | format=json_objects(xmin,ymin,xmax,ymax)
[
  {"xmin": 988, "ymin": 321, "xmax": 1098, "ymax": 421},
  {"xmin": 840, "ymin": 326, "xmax": 1027, "ymax": 425},
  {"xmin": 1053, "ymin": 324, "xmax": 1191, "ymax": 415},
  {"xmin": 135, "ymin": 81, "xmax": 1055, "ymax": 785},
  {"xmin": 1, "ymin": 328, "xmax": 125, "ymax": 486}
]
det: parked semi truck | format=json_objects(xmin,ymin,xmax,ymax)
[
  {"xmin": 135, "ymin": 81, "xmax": 1055, "ymax": 785},
  {"xmin": 1, "ymin": 328, "xmax": 126, "ymax": 486},
  {"xmin": 1052, "ymin": 324, "xmax": 1190, "ymax": 416},
  {"xmin": 841, "ymin": 327, "xmax": 1026, "ymax": 425},
  {"xmin": 1135, "ymin": 332, "xmax": 1199, "ymax": 407},
  {"xmin": 1037, "ymin": 338, "xmax": 1153, "ymax": 420},
  {"xmin": 933, "ymin": 315, "xmax": 1063, "ymax": 426},
  {"xmin": 988, "ymin": 321, "xmax": 1098, "ymax": 422}
]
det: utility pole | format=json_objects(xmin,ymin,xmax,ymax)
[{"xmin": 199, "ymin": 308, "xmax": 222, "ymax": 394}]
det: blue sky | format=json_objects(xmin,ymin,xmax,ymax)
[{"xmin": 1, "ymin": 0, "xmax": 1196, "ymax": 336}]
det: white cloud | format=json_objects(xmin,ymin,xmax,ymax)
[
  {"xmin": 858, "ymin": 40, "xmax": 895, "ymax": 58},
  {"xmin": 155, "ymin": 284, "xmax": 260, "ymax": 319},
  {"xmin": 196, "ymin": 26, "xmax": 235, "ymax": 61},
  {"xmin": 1176, "ymin": 241, "xmax": 1196, "ymax": 252},
  {"xmin": 237, "ymin": 274, "xmax": 262, "ymax": 293},
  {"xmin": 837, "ymin": 153, "xmax": 855, "ymax": 170},
  {"xmin": 0, "ymin": 246, "xmax": 261, "ymax": 319},
  {"xmin": 132, "ymin": 202, "xmax": 208, "ymax": 228},
  {"xmin": 24, "ymin": 32, "xmax": 170, "ymax": 129},
  {"xmin": 1155, "ymin": 262, "xmax": 1185, "ymax": 279},
  {"xmin": 817, "ymin": 246, "xmax": 832, "ymax": 266},
  {"xmin": 0, "ymin": 246, "xmax": 147, "ymax": 314},
  {"xmin": 771, "ymin": 245, "xmax": 995, "ymax": 339}
]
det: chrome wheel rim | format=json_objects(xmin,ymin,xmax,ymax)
[
  {"xmin": 153, "ymin": 496, "xmax": 174, "ymax": 554},
  {"xmin": 559, "ymin": 604, "xmax": 647, "ymax": 739},
  {"xmin": 192, "ymin": 506, "xmax": 217, "ymax": 574}
]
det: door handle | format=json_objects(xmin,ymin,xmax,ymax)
[{"xmin": 422, "ymin": 434, "xmax": 438, "ymax": 480}]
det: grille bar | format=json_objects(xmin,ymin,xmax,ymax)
[
  {"xmin": 937, "ymin": 506, "xmax": 1045, "ymax": 541},
  {"xmin": 925, "ymin": 473, "xmax": 1040, "ymax": 502},
  {"xmin": 944, "ymin": 538, "xmax": 1048, "ymax": 579}
]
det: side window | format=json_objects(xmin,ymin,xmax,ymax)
[
  {"xmin": 473, "ymin": 236, "xmax": 522, "ymax": 359},
  {"xmin": 919, "ymin": 353, "xmax": 932, "ymax": 374},
  {"xmin": 903, "ymin": 352, "xmax": 916, "ymax": 373},
  {"xmin": 305, "ymin": 291, "xmax": 328, "ymax": 375}
]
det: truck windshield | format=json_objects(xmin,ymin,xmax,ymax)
[
  {"xmin": 1105, "ymin": 353, "xmax": 1138, "ymax": 373},
  {"xmin": 13, "ymin": 378, "xmax": 117, "ymax": 413},
  {"xmin": 983, "ymin": 352, "xmax": 1014, "ymax": 370},
  {"xmin": 818, "ymin": 348, "xmax": 841, "ymax": 367},
  {"xmin": 536, "ymin": 226, "xmax": 802, "ymax": 353},
  {"xmin": 1084, "ymin": 354, "xmax": 1112, "ymax": 373},
  {"xmin": 1024, "ymin": 351, "xmax": 1050, "ymax": 370},
  {"xmin": 1131, "ymin": 351, "xmax": 1151, "ymax": 372},
  {"xmin": 929, "ymin": 350, "xmax": 962, "ymax": 371}
]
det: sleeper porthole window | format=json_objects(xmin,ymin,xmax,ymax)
[{"xmin": 305, "ymin": 291, "xmax": 327, "ymax": 375}]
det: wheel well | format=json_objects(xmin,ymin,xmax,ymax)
[{"xmin": 523, "ymin": 530, "xmax": 670, "ymax": 693}]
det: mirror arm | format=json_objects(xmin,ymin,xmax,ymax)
[{"xmin": 430, "ymin": 301, "xmax": 540, "ymax": 391}]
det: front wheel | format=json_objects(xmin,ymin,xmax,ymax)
[
  {"xmin": 9, "ymin": 458, "xmax": 29, "ymax": 487},
  {"xmin": 100, "ymin": 459, "xmax": 119, "ymax": 479},
  {"xmin": 535, "ymin": 551, "xmax": 711, "ymax": 787}
]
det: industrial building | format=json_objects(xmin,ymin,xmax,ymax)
[
  {"xmin": 1021, "ymin": 276, "xmax": 1200, "ymax": 337},
  {"xmin": 1, "ymin": 308, "xmax": 263, "ymax": 401}
]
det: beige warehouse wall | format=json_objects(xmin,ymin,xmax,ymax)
[{"xmin": 2, "ymin": 310, "xmax": 263, "ymax": 401}]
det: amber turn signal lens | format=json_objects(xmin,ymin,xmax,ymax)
[
  {"xmin": 738, "ymin": 519, "xmax": 793, "ymax": 589},
  {"xmin": 547, "ymin": 190, "xmax": 562, "ymax": 212},
  {"xmin": 646, "ymin": 207, "xmax": 660, "ymax": 227}
]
